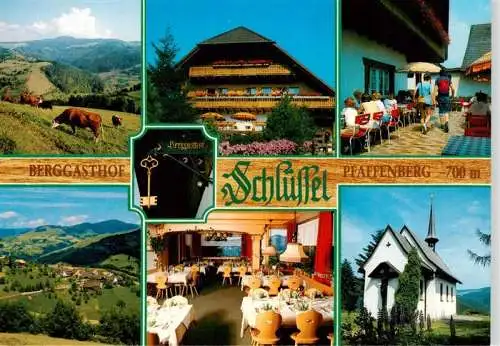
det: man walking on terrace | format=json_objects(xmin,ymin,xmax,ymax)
[{"xmin": 434, "ymin": 69, "xmax": 455, "ymax": 133}]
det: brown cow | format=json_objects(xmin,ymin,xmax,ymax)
[
  {"xmin": 111, "ymin": 115, "xmax": 122, "ymax": 127},
  {"xmin": 52, "ymin": 108, "xmax": 104, "ymax": 142},
  {"xmin": 20, "ymin": 92, "xmax": 38, "ymax": 107}
]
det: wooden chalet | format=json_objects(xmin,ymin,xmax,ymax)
[{"xmin": 177, "ymin": 26, "xmax": 335, "ymax": 133}]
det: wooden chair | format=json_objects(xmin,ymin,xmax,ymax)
[
  {"xmin": 267, "ymin": 275, "xmax": 281, "ymax": 296},
  {"xmin": 236, "ymin": 265, "xmax": 248, "ymax": 286},
  {"xmin": 287, "ymin": 276, "xmax": 301, "ymax": 291},
  {"xmin": 222, "ymin": 266, "xmax": 232, "ymax": 285},
  {"xmin": 248, "ymin": 276, "xmax": 262, "ymax": 290},
  {"xmin": 290, "ymin": 310, "xmax": 323, "ymax": 345},
  {"xmin": 147, "ymin": 332, "xmax": 160, "ymax": 346},
  {"xmin": 327, "ymin": 333, "xmax": 334, "ymax": 346},
  {"xmin": 250, "ymin": 310, "xmax": 282, "ymax": 346},
  {"xmin": 155, "ymin": 274, "xmax": 170, "ymax": 300},
  {"xmin": 188, "ymin": 271, "xmax": 199, "ymax": 298},
  {"xmin": 304, "ymin": 288, "xmax": 322, "ymax": 299}
]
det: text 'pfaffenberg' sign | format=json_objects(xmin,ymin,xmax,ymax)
[{"xmin": 217, "ymin": 158, "xmax": 491, "ymax": 208}]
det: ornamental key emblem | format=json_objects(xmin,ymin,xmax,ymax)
[{"xmin": 140, "ymin": 155, "xmax": 159, "ymax": 208}]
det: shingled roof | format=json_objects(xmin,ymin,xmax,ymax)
[
  {"xmin": 199, "ymin": 26, "xmax": 274, "ymax": 45},
  {"xmin": 461, "ymin": 23, "xmax": 491, "ymax": 69}
]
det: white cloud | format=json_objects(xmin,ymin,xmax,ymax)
[
  {"xmin": 59, "ymin": 215, "xmax": 88, "ymax": 225},
  {"xmin": 0, "ymin": 8, "xmax": 113, "ymax": 42},
  {"xmin": 467, "ymin": 200, "xmax": 482, "ymax": 214},
  {"xmin": 12, "ymin": 218, "xmax": 46, "ymax": 228},
  {"xmin": 0, "ymin": 211, "xmax": 19, "ymax": 219}
]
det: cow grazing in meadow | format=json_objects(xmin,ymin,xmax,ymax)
[
  {"xmin": 111, "ymin": 115, "xmax": 123, "ymax": 127},
  {"xmin": 52, "ymin": 108, "xmax": 104, "ymax": 142},
  {"xmin": 20, "ymin": 92, "xmax": 39, "ymax": 107},
  {"xmin": 39, "ymin": 101, "xmax": 53, "ymax": 110},
  {"xmin": 1, "ymin": 89, "xmax": 13, "ymax": 103}
]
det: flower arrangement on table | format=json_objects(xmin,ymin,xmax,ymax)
[
  {"xmin": 294, "ymin": 299, "xmax": 310, "ymax": 312},
  {"xmin": 256, "ymin": 303, "xmax": 279, "ymax": 313}
]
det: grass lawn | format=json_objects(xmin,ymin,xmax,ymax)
[
  {"xmin": 0, "ymin": 102, "xmax": 140, "ymax": 154},
  {"xmin": 10, "ymin": 286, "xmax": 139, "ymax": 321},
  {"xmin": 342, "ymin": 311, "xmax": 490, "ymax": 345},
  {"xmin": 0, "ymin": 333, "xmax": 110, "ymax": 345},
  {"xmin": 100, "ymin": 254, "xmax": 139, "ymax": 275}
]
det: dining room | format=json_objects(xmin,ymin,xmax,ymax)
[{"xmin": 146, "ymin": 211, "xmax": 334, "ymax": 345}]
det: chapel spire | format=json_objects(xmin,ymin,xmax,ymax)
[{"xmin": 425, "ymin": 194, "xmax": 439, "ymax": 252}]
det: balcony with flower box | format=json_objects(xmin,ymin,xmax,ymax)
[
  {"xmin": 189, "ymin": 63, "xmax": 293, "ymax": 78},
  {"xmin": 190, "ymin": 95, "xmax": 334, "ymax": 110}
]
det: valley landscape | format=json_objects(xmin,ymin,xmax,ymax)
[
  {"xmin": 0, "ymin": 36, "xmax": 141, "ymax": 155},
  {"xmin": 0, "ymin": 186, "xmax": 141, "ymax": 345}
]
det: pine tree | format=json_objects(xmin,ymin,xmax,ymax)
[
  {"xmin": 147, "ymin": 29, "xmax": 196, "ymax": 123},
  {"xmin": 341, "ymin": 259, "xmax": 361, "ymax": 312},
  {"xmin": 467, "ymin": 229, "xmax": 491, "ymax": 267},
  {"xmin": 355, "ymin": 229, "xmax": 385, "ymax": 271},
  {"xmin": 394, "ymin": 248, "xmax": 421, "ymax": 324}
]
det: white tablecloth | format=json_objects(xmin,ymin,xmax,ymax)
[
  {"xmin": 217, "ymin": 265, "xmax": 248, "ymax": 274},
  {"xmin": 240, "ymin": 296, "xmax": 333, "ymax": 337},
  {"xmin": 148, "ymin": 304, "xmax": 195, "ymax": 346},
  {"xmin": 147, "ymin": 271, "xmax": 191, "ymax": 285}
]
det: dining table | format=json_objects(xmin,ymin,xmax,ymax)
[
  {"xmin": 240, "ymin": 296, "xmax": 333, "ymax": 338},
  {"xmin": 147, "ymin": 271, "xmax": 192, "ymax": 285},
  {"xmin": 148, "ymin": 303, "xmax": 195, "ymax": 346}
]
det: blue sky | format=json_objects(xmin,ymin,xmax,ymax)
[
  {"xmin": 0, "ymin": 0, "xmax": 140, "ymax": 41},
  {"xmin": 340, "ymin": 186, "xmax": 491, "ymax": 290},
  {"xmin": 146, "ymin": 0, "xmax": 335, "ymax": 86},
  {"xmin": 444, "ymin": 0, "xmax": 491, "ymax": 67},
  {"xmin": 0, "ymin": 187, "xmax": 140, "ymax": 229}
]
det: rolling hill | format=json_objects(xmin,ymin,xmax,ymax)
[
  {"xmin": 0, "ymin": 36, "xmax": 140, "ymax": 74},
  {"xmin": 39, "ymin": 229, "xmax": 140, "ymax": 269},
  {"xmin": 0, "ymin": 220, "xmax": 139, "ymax": 260},
  {"xmin": 457, "ymin": 287, "xmax": 491, "ymax": 314}
]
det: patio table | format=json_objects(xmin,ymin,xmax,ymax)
[
  {"xmin": 240, "ymin": 296, "xmax": 333, "ymax": 337},
  {"xmin": 441, "ymin": 136, "xmax": 491, "ymax": 157},
  {"xmin": 148, "ymin": 304, "xmax": 195, "ymax": 346}
]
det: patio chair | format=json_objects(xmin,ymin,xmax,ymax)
[
  {"xmin": 250, "ymin": 310, "xmax": 282, "ymax": 346},
  {"xmin": 385, "ymin": 109, "xmax": 403, "ymax": 143},
  {"xmin": 287, "ymin": 276, "xmax": 302, "ymax": 291},
  {"xmin": 340, "ymin": 113, "xmax": 370, "ymax": 155},
  {"xmin": 222, "ymin": 266, "xmax": 232, "ymax": 285},
  {"xmin": 290, "ymin": 310, "xmax": 323, "ymax": 345},
  {"xmin": 468, "ymin": 116, "xmax": 489, "ymax": 128},
  {"xmin": 405, "ymin": 103, "xmax": 417, "ymax": 123},
  {"xmin": 370, "ymin": 112, "xmax": 385, "ymax": 145},
  {"xmin": 267, "ymin": 275, "xmax": 281, "ymax": 296}
]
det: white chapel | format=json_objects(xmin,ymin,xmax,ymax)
[{"xmin": 361, "ymin": 198, "xmax": 461, "ymax": 319}]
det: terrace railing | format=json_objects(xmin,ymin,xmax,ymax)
[
  {"xmin": 189, "ymin": 64, "xmax": 292, "ymax": 78},
  {"xmin": 190, "ymin": 95, "xmax": 334, "ymax": 110}
]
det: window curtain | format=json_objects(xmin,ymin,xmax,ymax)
[
  {"xmin": 313, "ymin": 212, "xmax": 333, "ymax": 285},
  {"xmin": 241, "ymin": 233, "xmax": 253, "ymax": 260},
  {"xmin": 179, "ymin": 233, "xmax": 186, "ymax": 263},
  {"xmin": 287, "ymin": 221, "xmax": 296, "ymax": 242}
]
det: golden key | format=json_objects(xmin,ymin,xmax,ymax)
[{"xmin": 140, "ymin": 155, "xmax": 159, "ymax": 208}]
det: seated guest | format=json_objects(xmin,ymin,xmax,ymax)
[
  {"xmin": 341, "ymin": 97, "xmax": 358, "ymax": 127},
  {"xmin": 353, "ymin": 90, "xmax": 363, "ymax": 110},
  {"xmin": 358, "ymin": 94, "xmax": 383, "ymax": 128},
  {"xmin": 469, "ymin": 92, "xmax": 491, "ymax": 117},
  {"xmin": 371, "ymin": 92, "xmax": 391, "ymax": 123},
  {"xmin": 383, "ymin": 92, "xmax": 398, "ymax": 113}
]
